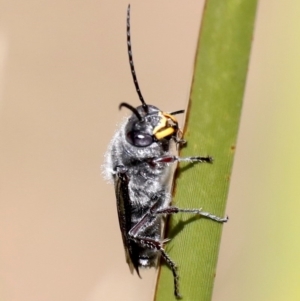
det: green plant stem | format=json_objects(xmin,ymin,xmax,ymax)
[{"xmin": 155, "ymin": 1, "xmax": 258, "ymax": 300}]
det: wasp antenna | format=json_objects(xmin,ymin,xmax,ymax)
[
  {"xmin": 170, "ymin": 110, "xmax": 185, "ymax": 115},
  {"xmin": 119, "ymin": 102, "xmax": 143, "ymax": 121},
  {"xmin": 127, "ymin": 4, "xmax": 148, "ymax": 113}
]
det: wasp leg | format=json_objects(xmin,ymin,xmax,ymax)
[
  {"xmin": 173, "ymin": 137, "xmax": 186, "ymax": 147},
  {"xmin": 153, "ymin": 206, "xmax": 228, "ymax": 223},
  {"xmin": 160, "ymin": 248, "xmax": 181, "ymax": 299},
  {"xmin": 151, "ymin": 155, "xmax": 213, "ymax": 164},
  {"xmin": 114, "ymin": 164, "xmax": 128, "ymax": 174},
  {"xmin": 128, "ymin": 203, "xmax": 182, "ymax": 299},
  {"xmin": 129, "ymin": 234, "xmax": 181, "ymax": 299}
]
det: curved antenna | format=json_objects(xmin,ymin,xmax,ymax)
[
  {"xmin": 170, "ymin": 109, "xmax": 185, "ymax": 115},
  {"xmin": 119, "ymin": 102, "xmax": 142, "ymax": 121},
  {"xmin": 127, "ymin": 5, "xmax": 148, "ymax": 113}
]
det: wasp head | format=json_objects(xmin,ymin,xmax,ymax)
[{"xmin": 119, "ymin": 103, "xmax": 181, "ymax": 148}]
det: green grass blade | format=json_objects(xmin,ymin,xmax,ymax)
[{"xmin": 155, "ymin": 1, "xmax": 258, "ymax": 300}]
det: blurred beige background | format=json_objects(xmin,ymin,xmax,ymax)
[{"xmin": 0, "ymin": 1, "xmax": 300, "ymax": 301}]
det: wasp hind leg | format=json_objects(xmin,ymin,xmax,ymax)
[
  {"xmin": 128, "ymin": 204, "xmax": 182, "ymax": 299},
  {"xmin": 129, "ymin": 234, "xmax": 182, "ymax": 299}
]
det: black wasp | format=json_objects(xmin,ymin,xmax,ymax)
[{"xmin": 103, "ymin": 5, "xmax": 228, "ymax": 298}]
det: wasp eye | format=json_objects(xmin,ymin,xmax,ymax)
[{"xmin": 126, "ymin": 131, "xmax": 153, "ymax": 147}]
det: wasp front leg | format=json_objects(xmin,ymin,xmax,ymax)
[{"xmin": 150, "ymin": 155, "xmax": 213, "ymax": 164}]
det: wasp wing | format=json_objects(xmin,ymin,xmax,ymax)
[{"xmin": 114, "ymin": 172, "xmax": 141, "ymax": 277}]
